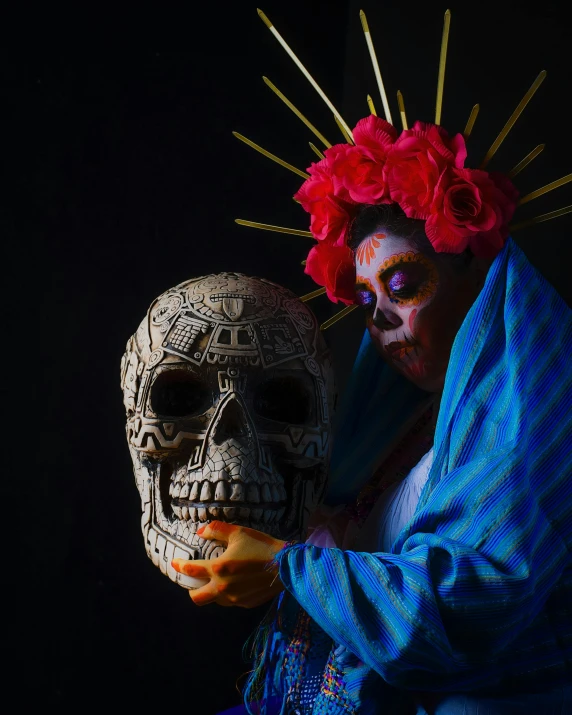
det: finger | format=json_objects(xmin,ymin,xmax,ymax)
[
  {"xmin": 171, "ymin": 559, "xmax": 210, "ymax": 579},
  {"xmin": 196, "ymin": 520, "xmax": 240, "ymax": 544}
]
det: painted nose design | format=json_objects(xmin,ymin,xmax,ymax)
[
  {"xmin": 212, "ymin": 394, "xmax": 254, "ymax": 448},
  {"xmin": 373, "ymin": 295, "xmax": 403, "ymax": 330}
]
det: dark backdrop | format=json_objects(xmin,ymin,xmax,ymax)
[{"xmin": 5, "ymin": 1, "xmax": 572, "ymax": 711}]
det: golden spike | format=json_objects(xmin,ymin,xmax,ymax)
[
  {"xmin": 509, "ymin": 204, "xmax": 572, "ymax": 232},
  {"xmin": 360, "ymin": 9, "xmax": 393, "ymax": 124},
  {"xmin": 309, "ymin": 142, "xmax": 325, "ymax": 160},
  {"xmin": 518, "ymin": 173, "xmax": 572, "ymax": 206},
  {"xmin": 257, "ymin": 8, "xmax": 354, "ymax": 141},
  {"xmin": 235, "ymin": 219, "xmax": 313, "ymax": 237},
  {"xmin": 300, "ymin": 287, "xmax": 326, "ymax": 302},
  {"xmin": 301, "ymin": 259, "xmax": 307, "ymax": 266},
  {"xmin": 232, "ymin": 132, "xmax": 309, "ymax": 179},
  {"xmin": 263, "ymin": 76, "xmax": 332, "ymax": 148},
  {"xmin": 397, "ymin": 91, "xmax": 408, "ymax": 130},
  {"xmin": 435, "ymin": 9, "xmax": 451, "ymax": 125},
  {"xmin": 463, "ymin": 104, "xmax": 480, "ymax": 140},
  {"xmin": 334, "ymin": 114, "xmax": 354, "ymax": 144},
  {"xmin": 508, "ymin": 144, "xmax": 545, "ymax": 178},
  {"xmin": 367, "ymin": 94, "xmax": 377, "ymax": 116},
  {"xmin": 321, "ymin": 304, "xmax": 359, "ymax": 331},
  {"xmin": 479, "ymin": 71, "xmax": 547, "ymax": 169}
]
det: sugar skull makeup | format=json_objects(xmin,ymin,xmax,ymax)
[{"xmin": 355, "ymin": 232, "xmax": 483, "ymax": 392}]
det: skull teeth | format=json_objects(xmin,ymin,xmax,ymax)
[
  {"xmin": 214, "ymin": 481, "xmax": 228, "ymax": 501},
  {"xmin": 230, "ymin": 483, "xmax": 244, "ymax": 501},
  {"xmin": 172, "ymin": 501, "xmax": 285, "ymax": 526},
  {"xmin": 200, "ymin": 482, "xmax": 213, "ymax": 501},
  {"xmin": 171, "ymin": 477, "xmax": 287, "ymax": 525},
  {"xmin": 247, "ymin": 484, "xmax": 260, "ymax": 503}
]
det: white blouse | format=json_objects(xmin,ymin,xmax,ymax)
[
  {"xmin": 353, "ymin": 446, "xmax": 434, "ymax": 553},
  {"xmin": 306, "ymin": 446, "xmax": 435, "ymax": 552}
]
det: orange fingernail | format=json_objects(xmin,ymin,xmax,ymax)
[{"xmin": 197, "ymin": 525, "xmax": 206, "ymax": 535}]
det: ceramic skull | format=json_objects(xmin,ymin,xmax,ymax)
[{"xmin": 120, "ymin": 272, "xmax": 336, "ymax": 589}]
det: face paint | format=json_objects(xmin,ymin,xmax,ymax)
[
  {"xmin": 355, "ymin": 233, "xmax": 386, "ymax": 267},
  {"xmin": 354, "ymin": 232, "xmax": 482, "ymax": 392},
  {"xmin": 376, "ymin": 252, "xmax": 439, "ymax": 306}
]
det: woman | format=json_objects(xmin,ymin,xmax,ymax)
[{"xmin": 172, "ymin": 118, "xmax": 572, "ymax": 714}]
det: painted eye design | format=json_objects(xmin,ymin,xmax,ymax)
[
  {"xmin": 387, "ymin": 270, "xmax": 417, "ymax": 296},
  {"xmin": 385, "ymin": 264, "xmax": 429, "ymax": 299},
  {"xmin": 356, "ymin": 290, "xmax": 376, "ymax": 311}
]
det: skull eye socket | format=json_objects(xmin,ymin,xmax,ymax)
[
  {"xmin": 150, "ymin": 370, "xmax": 210, "ymax": 417},
  {"xmin": 253, "ymin": 377, "xmax": 311, "ymax": 424}
]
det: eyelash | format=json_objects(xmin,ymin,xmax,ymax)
[{"xmin": 390, "ymin": 285, "xmax": 417, "ymax": 298}]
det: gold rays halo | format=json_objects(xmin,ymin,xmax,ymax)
[{"xmin": 234, "ymin": 8, "xmax": 572, "ymax": 331}]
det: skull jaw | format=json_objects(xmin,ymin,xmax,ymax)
[{"xmin": 134, "ymin": 456, "xmax": 326, "ymax": 588}]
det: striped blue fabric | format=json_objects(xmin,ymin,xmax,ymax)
[{"xmin": 268, "ymin": 237, "xmax": 572, "ymax": 710}]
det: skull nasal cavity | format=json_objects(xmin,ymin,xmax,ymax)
[{"xmin": 213, "ymin": 399, "xmax": 252, "ymax": 446}]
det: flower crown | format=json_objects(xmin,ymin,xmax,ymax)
[
  {"xmin": 296, "ymin": 116, "xmax": 519, "ymax": 304},
  {"xmin": 235, "ymin": 8, "xmax": 572, "ymax": 324}
]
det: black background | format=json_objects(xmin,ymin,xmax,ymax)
[{"xmin": 6, "ymin": 1, "xmax": 572, "ymax": 711}]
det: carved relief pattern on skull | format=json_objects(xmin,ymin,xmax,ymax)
[{"xmin": 120, "ymin": 273, "xmax": 336, "ymax": 589}]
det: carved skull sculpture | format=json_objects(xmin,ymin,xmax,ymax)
[{"xmin": 120, "ymin": 272, "xmax": 336, "ymax": 589}]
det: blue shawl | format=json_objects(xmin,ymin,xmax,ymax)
[{"xmin": 249, "ymin": 237, "xmax": 572, "ymax": 713}]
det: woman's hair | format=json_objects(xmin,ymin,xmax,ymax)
[{"xmin": 348, "ymin": 203, "xmax": 473, "ymax": 271}]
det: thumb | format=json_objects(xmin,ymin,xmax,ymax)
[{"xmin": 197, "ymin": 520, "xmax": 241, "ymax": 545}]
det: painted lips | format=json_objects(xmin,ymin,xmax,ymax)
[{"xmin": 385, "ymin": 341, "xmax": 417, "ymax": 359}]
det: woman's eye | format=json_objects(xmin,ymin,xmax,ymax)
[
  {"xmin": 386, "ymin": 269, "xmax": 424, "ymax": 297},
  {"xmin": 356, "ymin": 290, "xmax": 375, "ymax": 311}
]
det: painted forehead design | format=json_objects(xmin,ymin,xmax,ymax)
[{"xmin": 355, "ymin": 233, "xmax": 387, "ymax": 267}]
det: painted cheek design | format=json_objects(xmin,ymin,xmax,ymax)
[
  {"xmin": 409, "ymin": 309, "xmax": 418, "ymax": 333},
  {"xmin": 356, "ymin": 234, "xmax": 386, "ymax": 267}
]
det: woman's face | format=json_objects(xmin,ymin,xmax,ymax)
[{"xmin": 355, "ymin": 230, "xmax": 487, "ymax": 392}]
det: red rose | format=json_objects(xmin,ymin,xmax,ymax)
[
  {"xmin": 352, "ymin": 115, "xmax": 398, "ymax": 153},
  {"xmin": 426, "ymin": 167, "xmax": 519, "ymax": 257},
  {"xmin": 305, "ymin": 241, "xmax": 356, "ymax": 305},
  {"xmin": 328, "ymin": 116, "xmax": 397, "ymax": 204},
  {"xmin": 295, "ymin": 156, "xmax": 355, "ymax": 243},
  {"xmin": 331, "ymin": 145, "xmax": 389, "ymax": 203},
  {"xmin": 385, "ymin": 121, "xmax": 467, "ymax": 219}
]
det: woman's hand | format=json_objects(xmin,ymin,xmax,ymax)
[{"xmin": 171, "ymin": 521, "xmax": 287, "ymax": 608}]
